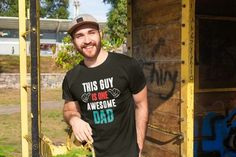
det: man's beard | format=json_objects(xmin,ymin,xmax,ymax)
[{"xmin": 77, "ymin": 41, "xmax": 102, "ymax": 59}]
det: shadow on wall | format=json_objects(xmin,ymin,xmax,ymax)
[{"xmin": 0, "ymin": 65, "xmax": 2, "ymax": 73}]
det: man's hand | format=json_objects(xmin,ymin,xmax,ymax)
[
  {"xmin": 63, "ymin": 100, "xmax": 93, "ymax": 143},
  {"xmin": 70, "ymin": 116, "xmax": 93, "ymax": 143}
]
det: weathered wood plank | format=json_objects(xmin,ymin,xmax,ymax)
[
  {"xmin": 145, "ymin": 127, "xmax": 181, "ymax": 153},
  {"xmin": 133, "ymin": 22, "xmax": 181, "ymax": 60},
  {"xmin": 148, "ymin": 96, "xmax": 181, "ymax": 115},
  {"xmin": 149, "ymin": 110, "xmax": 180, "ymax": 132},
  {"xmin": 133, "ymin": 0, "xmax": 181, "ymax": 27},
  {"xmin": 143, "ymin": 140, "xmax": 180, "ymax": 157},
  {"xmin": 132, "ymin": 0, "xmax": 182, "ymax": 156}
]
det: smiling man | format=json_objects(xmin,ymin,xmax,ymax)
[{"xmin": 62, "ymin": 14, "xmax": 148, "ymax": 157}]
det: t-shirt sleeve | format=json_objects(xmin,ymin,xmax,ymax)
[
  {"xmin": 128, "ymin": 58, "xmax": 146, "ymax": 94},
  {"xmin": 62, "ymin": 75, "xmax": 74, "ymax": 101}
]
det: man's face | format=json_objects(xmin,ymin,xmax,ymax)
[{"xmin": 72, "ymin": 24, "xmax": 101, "ymax": 60}]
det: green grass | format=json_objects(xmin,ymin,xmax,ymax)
[
  {"xmin": 0, "ymin": 109, "xmax": 67, "ymax": 157},
  {"xmin": 0, "ymin": 113, "xmax": 22, "ymax": 157},
  {"xmin": 0, "ymin": 88, "xmax": 65, "ymax": 156},
  {"xmin": 55, "ymin": 148, "xmax": 92, "ymax": 157},
  {"xmin": 0, "ymin": 145, "xmax": 16, "ymax": 157},
  {"xmin": 0, "ymin": 55, "xmax": 65, "ymax": 73},
  {"xmin": 0, "ymin": 109, "xmax": 94, "ymax": 157},
  {"xmin": 0, "ymin": 88, "xmax": 62, "ymax": 106},
  {"xmin": 0, "ymin": 87, "xmax": 94, "ymax": 157},
  {"xmin": 41, "ymin": 109, "xmax": 67, "ymax": 141}
]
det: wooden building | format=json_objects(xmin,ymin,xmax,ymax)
[{"xmin": 127, "ymin": 0, "xmax": 236, "ymax": 156}]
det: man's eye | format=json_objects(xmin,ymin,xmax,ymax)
[
  {"xmin": 75, "ymin": 34, "xmax": 83, "ymax": 38},
  {"xmin": 89, "ymin": 31, "xmax": 96, "ymax": 35}
]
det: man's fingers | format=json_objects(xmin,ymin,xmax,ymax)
[
  {"xmin": 75, "ymin": 131, "xmax": 89, "ymax": 142},
  {"xmin": 72, "ymin": 119, "xmax": 93, "ymax": 143},
  {"xmin": 80, "ymin": 131, "xmax": 90, "ymax": 142},
  {"xmin": 84, "ymin": 129, "xmax": 93, "ymax": 143},
  {"xmin": 75, "ymin": 134, "xmax": 83, "ymax": 142},
  {"xmin": 87, "ymin": 124, "xmax": 93, "ymax": 135}
]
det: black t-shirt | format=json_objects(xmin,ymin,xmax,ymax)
[{"xmin": 62, "ymin": 52, "xmax": 146, "ymax": 157}]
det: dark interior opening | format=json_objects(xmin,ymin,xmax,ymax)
[
  {"xmin": 196, "ymin": 0, "xmax": 236, "ymax": 17},
  {"xmin": 196, "ymin": 0, "xmax": 236, "ymax": 89}
]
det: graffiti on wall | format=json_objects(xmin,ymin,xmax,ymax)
[
  {"xmin": 148, "ymin": 65, "xmax": 178, "ymax": 100},
  {"xmin": 138, "ymin": 38, "xmax": 179, "ymax": 100}
]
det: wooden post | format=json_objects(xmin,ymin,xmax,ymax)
[
  {"xmin": 30, "ymin": 0, "xmax": 41, "ymax": 156},
  {"xmin": 181, "ymin": 0, "xmax": 195, "ymax": 156},
  {"xmin": 19, "ymin": 0, "xmax": 29, "ymax": 156},
  {"xmin": 127, "ymin": 0, "xmax": 132, "ymax": 56}
]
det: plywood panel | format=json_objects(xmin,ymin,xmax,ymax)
[
  {"xmin": 133, "ymin": 0, "xmax": 181, "ymax": 27},
  {"xmin": 144, "ymin": 64, "xmax": 180, "ymax": 98},
  {"xmin": 133, "ymin": 22, "xmax": 181, "ymax": 60},
  {"xmin": 148, "ymin": 96, "xmax": 181, "ymax": 115},
  {"xmin": 145, "ymin": 127, "xmax": 180, "ymax": 153},
  {"xmin": 149, "ymin": 110, "xmax": 180, "ymax": 133},
  {"xmin": 143, "ymin": 140, "xmax": 180, "ymax": 157},
  {"xmin": 132, "ymin": 0, "xmax": 182, "ymax": 156}
]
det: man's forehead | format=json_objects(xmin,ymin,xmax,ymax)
[
  {"xmin": 74, "ymin": 23, "xmax": 99, "ymax": 32},
  {"xmin": 74, "ymin": 26, "xmax": 99, "ymax": 34}
]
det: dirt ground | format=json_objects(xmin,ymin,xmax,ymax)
[{"xmin": 0, "ymin": 101, "xmax": 63, "ymax": 115}]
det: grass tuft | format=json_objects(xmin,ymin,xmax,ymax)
[
  {"xmin": 0, "ymin": 55, "xmax": 65, "ymax": 73},
  {"xmin": 0, "ymin": 145, "xmax": 16, "ymax": 157},
  {"xmin": 0, "ymin": 88, "xmax": 62, "ymax": 106},
  {"xmin": 55, "ymin": 148, "xmax": 92, "ymax": 157}
]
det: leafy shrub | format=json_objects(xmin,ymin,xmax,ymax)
[
  {"xmin": 55, "ymin": 148, "xmax": 92, "ymax": 157},
  {"xmin": 55, "ymin": 35, "xmax": 83, "ymax": 70}
]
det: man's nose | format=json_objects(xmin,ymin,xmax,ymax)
[{"xmin": 83, "ymin": 35, "xmax": 92, "ymax": 44}]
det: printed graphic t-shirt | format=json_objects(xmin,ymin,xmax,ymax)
[{"xmin": 62, "ymin": 53, "xmax": 146, "ymax": 157}]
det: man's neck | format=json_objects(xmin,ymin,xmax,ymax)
[{"xmin": 84, "ymin": 50, "xmax": 108, "ymax": 68}]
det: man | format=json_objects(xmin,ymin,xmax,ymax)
[{"xmin": 62, "ymin": 14, "xmax": 148, "ymax": 157}]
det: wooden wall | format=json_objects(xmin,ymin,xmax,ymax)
[
  {"xmin": 132, "ymin": 0, "xmax": 182, "ymax": 156},
  {"xmin": 131, "ymin": 0, "xmax": 236, "ymax": 156}
]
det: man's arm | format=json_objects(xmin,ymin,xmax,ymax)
[
  {"xmin": 63, "ymin": 100, "xmax": 93, "ymax": 143},
  {"xmin": 133, "ymin": 86, "xmax": 148, "ymax": 156}
]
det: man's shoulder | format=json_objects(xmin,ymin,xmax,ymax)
[
  {"xmin": 109, "ymin": 52, "xmax": 133, "ymax": 62},
  {"xmin": 65, "ymin": 64, "xmax": 82, "ymax": 77}
]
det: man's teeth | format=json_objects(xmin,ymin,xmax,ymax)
[{"xmin": 84, "ymin": 46, "xmax": 93, "ymax": 49}]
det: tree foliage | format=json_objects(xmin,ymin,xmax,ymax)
[
  {"xmin": 103, "ymin": 0, "xmax": 127, "ymax": 48},
  {"xmin": 102, "ymin": 0, "xmax": 117, "ymax": 7},
  {"xmin": 0, "ymin": 0, "xmax": 20, "ymax": 17},
  {"xmin": 55, "ymin": 35, "xmax": 84, "ymax": 70},
  {"xmin": 0, "ymin": 0, "xmax": 69, "ymax": 19},
  {"xmin": 40, "ymin": 0, "xmax": 69, "ymax": 19}
]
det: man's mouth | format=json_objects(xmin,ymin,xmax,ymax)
[
  {"xmin": 82, "ymin": 44, "xmax": 95, "ymax": 50},
  {"xmin": 84, "ymin": 45, "xmax": 93, "ymax": 49}
]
